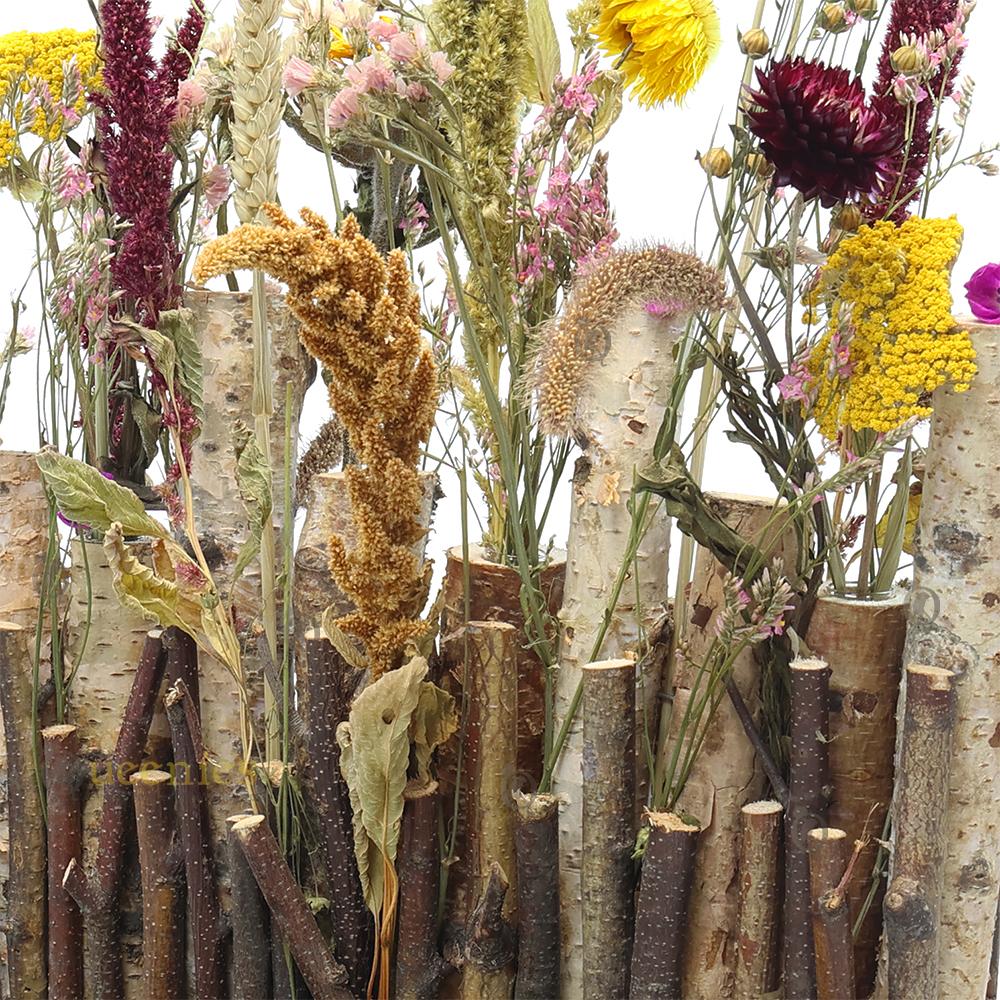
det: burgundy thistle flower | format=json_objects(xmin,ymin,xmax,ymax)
[
  {"xmin": 965, "ymin": 264, "xmax": 1000, "ymax": 324},
  {"xmin": 94, "ymin": 0, "xmax": 206, "ymax": 324},
  {"xmin": 745, "ymin": 58, "xmax": 903, "ymax": 208}
]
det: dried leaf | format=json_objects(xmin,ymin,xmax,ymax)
[
  {"xmin": 409, "ymin": 681, "xmax": 457, "ymax": 788},
  {"xmin": 520, "ymin": 0, "xmax": 561, "ymax": 104},
  {"xmin": 232, "ymin": 422, "xmax": 273, "ymax": 585},
  {"xmin": 321, "ymin": 609, "xmax": 369, "ymax": 671},
  {"xmin": 337, "ymin": 656, "xmax": 428, "ymax": 915},
  {"xmin": 36, "ymin": 449, "xmax": 167, "ymax": 539},
  {"xmin": 130, "ymin": 396, "xmax": 163, "ymax": 464},
  {"xmin": 159, "ymin": 308, "xmax": 204, "ymax": 437}
]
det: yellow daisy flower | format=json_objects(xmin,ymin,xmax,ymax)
[
  {"xmin": 595, "ymin": 0, "xmax": 720, "ymax": 106},
  {"xmin": 328, "ymin": 26, "xmax": 353, "ymax": 61}
]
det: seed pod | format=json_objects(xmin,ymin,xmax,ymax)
[
  {"xmin": 739, "ymin": 27, "xmax": 771, "ymax": 59},
  {"xmin": 700, "ymin": 147, "xmax": 733, "ymax": 178}
]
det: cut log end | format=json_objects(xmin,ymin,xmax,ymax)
[
  {"xmin": 130, "ymin": 769, "xmax": 172, "ymax": 786},
  {"xmin": 233, "ymin": 814, "xmax": 267, "ymax": 837},
  {"xmin": 742, "ymin": 799, "xmax": 784, "ymax": 818},
  {"xmin": 646, "ymin": 810, "xmax": 700, "ymax": 834}
]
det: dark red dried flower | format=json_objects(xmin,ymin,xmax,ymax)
[{"xmin": 746, "ymin": 57, "xmax": 903, "ymax": 209}]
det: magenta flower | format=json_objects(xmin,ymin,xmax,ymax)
[{"xmin": 965, "ymin": 264, "xmax": 1000, "ymax": 324}]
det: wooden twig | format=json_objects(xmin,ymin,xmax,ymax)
[
  {"xmin": 0, "ymin": 622, "xmax": 46, "ymax": 999},
  {"xmin": 884, "ymin": 664, "xmax": 956, "ymax": 999},
  {"xmin": 513, "ymin": 791, "xmax": 560, "ymax": 1000},
  {"xmin": 62, "ymin": 630, "xmax": 167, "ymax": 1000},
  {"xmin": 726, "ymin": 677, "xmax": 789, "ymax": 806},
  {"xmin": 734, "ymin": 800, "xmax": 783, "ymax": 999},
  {"xmin": 231, "ymin": 814, "xmax": 352, "ymax": 1000},
  {"xmin": 395, "ymin": 787, "xmax": 451, "ymax": 1000},
  {"xmin": 303, "ymin": 631, "xmax": 372, "ymax": 995},
  {"xmin": 447, "ymin": 862, "xmax": 516, "ymax": 1000},
  {"xmin": 582, "ymin": 658, "xmax": 637, "ymax": 1000},
  {"xmin": 807, "ymin": 828, "xmax": 855, "ymax": 1000},
  {"xmin": 629, "ymin": 812, "xmax": 700, "ymax": 1000},
  {"xmin": 783, "ymin": 657, "xmax": 832, "ymax": 999},
  {"xmin": 165, "ymin": 679, "xmax": 225, "ymax": 1000},
  {"xmin": 132, "ymin": 770, "xmax": 185, "ymax": 1000},
  {"xmin": 43, "ymin": 724, "xmax": 85, "ymax": 1000},
  {"xmin": 227, "ymin": 812, "xmax": 272, "ymax": 999}
]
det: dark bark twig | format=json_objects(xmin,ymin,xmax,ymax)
[
  {"xmin": 231, "ymin": 814, "xmax": 352, "ymax": 1000},
  {"xmin": 132, "ymin": 769, "xmax": 185, "ymax": 1000},
  {"xmin": 0, "ymin": 622, "xmax": 46, "ymax": 998},
  {"xmin": 395, "ymin": 788, "xmax": 451, "ymax": 1000},
  {"xmin": 43, "ymin": 723, "xmax": 85, "ymax": 1000},
  {"xmin": 165, "ymin": 678, "xmax": 225, "ymax": 1000},
  {"xmin": 582, "ymin": 658, "xmax": 637, "ymax": 999},
  {"xmin": 807, "ymin": 828, "xmax": 855, "ymax": 1000},
  {"xmin": 726, "ymin": 677, "xmax": 789, "ymax": 806},
  {"xmin": 629, "ymin": 812, "xmax": 700, "ymax": 1000},
  {"xmin": 227, "ymin": 812, "xmax": 272, "ymax": 1000},
  {"xmin": 513, "ymin": 791, "xmax": 560, "ymax": 1000}
]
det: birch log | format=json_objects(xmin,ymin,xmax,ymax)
[
  {"xmin": 806, "ymin": 589, "xmax": 907, "ymax": 995},
  {"xmin": 0, "ymin": 622, "xmax": 46, "ymax": 999},
  {"xmin": 807, "ymin": 828, "xmax": 855, "ymax": 1000},
  {"xmin": 582, "ymin": 658, "xmax": 636, "ymax": 1000},
  {"xmin": 513, "ymin": 791, "xmax": 561, "ymax": 1000},
  {"xmin": 734, "ymin": 800, "xmax": 783, "ymax": 999},
  {"xmin": 884, "ymin": 664, "xmax": 956, "ymax": 999},
  {"xmin": 183, "ymin": 288, "xmax": 312, "ymax": 874},
  {"xmin": 664, "ymin": 493, "xmax": 794, "ymax": 999},
  {"xmin": 902, "ymin": 320, "xmax": 1000, "ymax": 998},
  {"xmin": 630, "ymin": 811, "xmax": 700, "ymax": 1000},
  {"xmin": 440, "ymin": 545, "xmax": 565, "ymax": 789},
  {"xmin": 784, "ymin": 657, "xmax": 832, "ymax": 1000},
  {"xmin": 551, "ymin": 303, "xmax": 681, "ymax": 996}
]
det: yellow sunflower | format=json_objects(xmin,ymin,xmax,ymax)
[{"xmin": 595, "ymin": 0, "xmax": 720, "ymax": 106}]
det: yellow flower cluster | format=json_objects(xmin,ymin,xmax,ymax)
[
  {"xmin": 0, "ymin": 120, "xmax": 16, "ymax": 169},
  {"xmin": 0, "ymin": 29, "xmax": 100, "ymax": 161},
  {"xmin": 807, "ymin": 216, "xmax": 976, "ymax": 438},
  {"xmin": 595, "ymin": 0, "xmax": 720, "ymax": 106},
  {"xmin": 195, "ymin": 206, "xmax": 439, "ymax": 676}
]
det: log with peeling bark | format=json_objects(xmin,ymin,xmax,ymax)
[
  {"xmin": 784, "ymin": 657, "xmax": 832, "ymax": 1000},
  {"xmin": 43, "ymin": 724, "xmax": 85, "ymax": 1000},
  {"xmin": 582, "ymin": 658, "xmax": 636, "ymax": 999},
  {"xmin": 227, "ymin": 813, "xmax": 272, "ymax": 1000},
  {"xmin": 303, "ymin": 631, "xmax": 371, "ymax": 994},
  {"xmin": 806, "ymin": 589, "xmax": 907, "ymax": 994},
  {"xmin": 883, "ymin": 664, "xmax": 956, "ymax": 1000},
  {"xmin": 901, "ymin": 321, "xmax": 1000, "ymax": 999},
  {"xmin": 549, "ymin": 289, "xmax": 692, "ymax": 995},
  {"xmin": 447, "ymin": 862, "xmax": 516, "ymax": 1000},
  {"xmin": 61, "ymin": 630, "xmax": 167, "ymax": 1000},
  {"xmin": 165, "ymin": 679, "xmax": 225, "ymax": 1000},
  {"xmin": 807, "ymin": 828, "xmax": 855, "ymax": 1000},
  {"xmin": 629, "ymin": 812, "xmax": 700, "ymax": 1000},
  {"xmin": 734, "ymin": 800, "xmax": 783, "ymax": 999},
  {"xmin": 231, "ymin": 814, "xmax": 352, "ymax": 1000},
  {"xmin": 664, "ymin": 493, "xmax": 796, "ymax": 999},
  {"xmin": 396, "ymin": 787, "xmax": 450, "ymax": 1000},
  {"xmin": 132, "ymin": 770, "xmax": 184, "ymax": 1000},
  {"xmin": 0, "ymin": 622, "xmax": 46, "ymax": 999},
  {"xmin": 513, "ymin": 791, "xmax": 560, "ymax": 1000},
  {"xmin": 440, "ymin": 546, "xmax": 565, "ymax": 792},
  {"xmin": 443, "ymin": 620, "xmax": 519, "ymax": 951}
]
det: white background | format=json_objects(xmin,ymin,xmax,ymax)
[{"xmin": 1, "ymin": 0, "xmax": 998, "ymax": 563}]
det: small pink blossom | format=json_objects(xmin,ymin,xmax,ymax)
[
  {"xmin": 400, "ymin": 200, "xmax": 429, "ymax": 235},
  {"xmin": 346, "ymin": 55, "xmax": 396, "ymax": 93},
  {"xmin": 283, "ymin": 56, "xmax": 318, "ymax": 98},
  {"xmin": 388, "ymin": 32, "xmax": 419, "ymax": 64},
  {"xmin": 59, "ymin": 164, "xmax": 93, "ymax": 204},
  {"xmin": 328, "ymin": 86, "xmax": 363, "ymax": 128},
  {"xmin": 429, "ymin": 50, "xmax": 455, "ymax": 84},
  {"xmin": 645, "ymin": 297, "xmax": 686, "ymax": 318},
  {"xmin": 173, "ymin": 78, "xmax": 207, "ymax": 123},
  {"xmin": 201, "ymin": 163, "xmax": 230, "ymax": 214},
  {"xmin": 405, "ymin": 81, "xmax": 431, "ymax": 102},
  {"xmin": 367, "ymin": 18, "xmax": 399, "ymax": 42}
]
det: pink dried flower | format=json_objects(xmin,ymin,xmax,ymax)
[
  {"xmin": 328, "ymin": 86, "xmax": 363, "ymax": 128},
  {"xmin": 429, "ymin": 51, "xmax": 454, "ymax": 84},
  {"xmin": 367, "ymin": 18, "xmax": 399, "ymax": 42},
  {"xmin": 282, "ymin": 56, "xmax": 318, "ymax": 97},
  {"xmin": 346, "ymin": 55, "xmax": 396, "ymax": 93},
  {"xmin": 173, "ymin": 78, "xmax": 207, "ymax": 123},
  {"xmin": 388, "ymin": 32, "xmax": 419, "ymax": 64}
]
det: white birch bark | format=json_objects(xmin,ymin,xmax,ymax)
[
  {"xmin": 552, "ymin": 304, "xmax": 681, "ymax": 996},
  {"xmin": 901, "ymin": 320, "xmax": 1000, "ymax": 998}
]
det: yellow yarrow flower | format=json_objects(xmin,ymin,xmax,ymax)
[
  {"xmin": 328, "ymin": 25, "xmax": 353, "ymax": 60},
  {"xmin": 594, "ymin": 0, "xmax": 720, "ymax": 106},
  {"xmin": 806, "ymin": 216, "xmax": 976, "ymax": 439}
]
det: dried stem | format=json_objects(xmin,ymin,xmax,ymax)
[
  {"xmin": 629, "ymin": 811, "xmax": 700, "ymax": 1000},
  {"xmin": 784, "ymin": 657, "xmax": 832, "ymax": 999},
  {"xmin": 231, "ymin": 814, "xmax": 352, "ymax": 1000},
  {"xmin": 734, "ymin": 800, "xmax": 783, "ymax": 999},
  {"xmin": 395, "ymin": 788, "xmax": 450, "ymax": 1000},
  {"xmin": 513, "ymin": 791, "xmax": 560, "ymax": 1000},
  {"xmin": 227, "ymin": 812, "xmax": 272, "ymax": 999},
  {"xmin": 165, "ymin": 679, "xmax": 225, "ymax": 1000},
  {"xmin": 132, "ymin": 770, "xmax": 185, "ymax": 1000},
  {"xmin": 43, "ymin": 724, "xmax": 85, "ymax": 1000},
  {"xmin": 582, "ymin": 658, "xmax": 636, "ymax": 1000},
  {"xmin": 884, "ymin": 664, "xmax": 956, "ymax": 1000},
  {"xmin": 807, "ymin": 828, "xmax": 855, "ymax": 1000},
  {"xmin": 303, "ymin": 631, "xmax": 372, "ymax": 994},
  {"xmin": 0, "ymin": 622, "xmax": 46, "ymax": 999}
]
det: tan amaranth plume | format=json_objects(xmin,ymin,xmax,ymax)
[{"xmin": 195, "ymin": 206, "xmax": 439, "ymax": 675}]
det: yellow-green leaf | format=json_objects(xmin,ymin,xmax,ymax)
[
  {"xmin": 160, "ymin": 308, "xmax": 204, "ymax": 437},
  {"xmin": 232, "ymin": 423, "xmax": 273, "ymax": 585},
  {"xmin": 36, "ymin": 449, "xmax": 167, "ymax": 539},
  {"xmin": 410, "ymin": 681, "xmax": 458, "ymax": 789},
  {"xmin": 520, "ymin": 0, "xmax": 561, "ymax": 104},
  {"xmin": 321, "ymin": 609, "xmax": 368, "ymax": 671}
]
